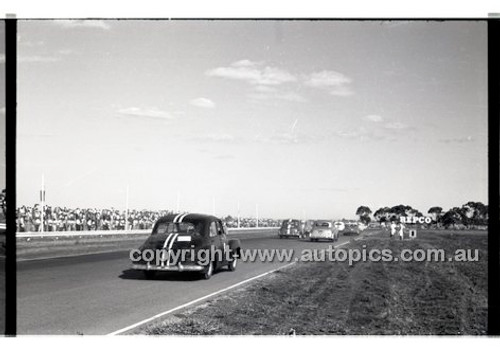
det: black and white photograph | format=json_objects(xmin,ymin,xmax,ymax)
[{"xmin": 10, "ymin": 18, "xmax": 491, "ymax": 337}]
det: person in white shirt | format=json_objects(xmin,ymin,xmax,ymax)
[
  {"xmin": 390, "ymin": 222, "xmax": 397, "ymax": 237},
  {"xmin": 399, "ymin": 222, "xmax": 405, "ymax": 240}
]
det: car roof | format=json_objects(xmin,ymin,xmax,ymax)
[{"xmin": 155, "ymin": 213, "xmax": 221, "ymax": 224}]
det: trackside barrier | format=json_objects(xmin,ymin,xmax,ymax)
[
  {"xmin": 16, "ymin": 227, "xmax": 279, "ymax": 238},
  {"xmin": 16, "ymin": 227, "xmax": 280, "ymax": 260}
]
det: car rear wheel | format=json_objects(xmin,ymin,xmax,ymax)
[
  {"xmin": 143, "ymin": 270, "xmax": 156, "ymax": 280},
  {"xmin": 227, "ymin": 256, "xmax": 238, "ymax": 271},
  {"xmin": 203, "ymin": 261, "xmax": 214, "ymax": 279}
]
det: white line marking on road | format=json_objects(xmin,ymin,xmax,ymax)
[
  {"xmin": 107, "ymin": 261, "xmax": 297, "ymax": 335},
  {"xmin": 108, "ymin": 239, "xmax": 354, "ymax": 335}
]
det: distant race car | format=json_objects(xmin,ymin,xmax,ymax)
[
  {"xmin": 131, "ymin": 213, "xmax": 241, "ymax": 280},
  {"xmin": 333, "ymin": 221, "xmax": 345, "ymax": 232},
  {"xmin": 342, "ymin": 222, "xmax": 361, "ymax": 236},
  {"xmin": 278, "ymin": 219, "xmax": 304, "ymax": 238},
  {"xmin": 310, "ymin": 220, "xmax": 338, "ymax": 242}
]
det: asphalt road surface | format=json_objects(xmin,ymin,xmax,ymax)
[
  {"xmin": 18, "ymin": 232, "xmax": 362, "ymax": 335},
  {"xmin": 0, "ymin": 257, "xmax": 4, "ymax": 334}
]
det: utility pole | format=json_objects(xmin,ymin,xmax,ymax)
[
  {"xmin": 237, "ymin": 200, "xmax": 240, "ymax": 228},
  {"xmin": 256, "ymin": 203, "xmax": 259, "ymax": 228},
  {"xmin": 176, "ymin": 191, "xmax": 180, "ymax": 213},
  {"xmin": 125, "ymin": 184, "xmax": 129, "ymax": 231},
  {"xmin": 40, "ymin": 174, "xmax": 45, "ymax": 233}
]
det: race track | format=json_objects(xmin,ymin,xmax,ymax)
[
  {"xmin": 0, "ymin": 257, "xmax": 4, "ymax": 334},
  {"xmin": 17, "ymin": 232, "xmax": 362, "ymax": 335}
]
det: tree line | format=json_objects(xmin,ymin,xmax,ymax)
[{"xmin": 355, "ymin": 201, "xmax": 488, "ymax": 228}]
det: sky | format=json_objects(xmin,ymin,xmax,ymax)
[{"xmin": 16, "ymin": 20, "xmax": 488, "ymax": 219}]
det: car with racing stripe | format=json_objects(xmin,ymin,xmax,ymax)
[
  {"xmin": 131, "ymin": 213, "xmax": 241, "ymax": 280},
  {"xmin": 278, "ymin": 219, "xmax": 305, "ymax": 238},
  {"xmin": 309, "ymin": 220, "xmax": 338, "ymax": 242}
]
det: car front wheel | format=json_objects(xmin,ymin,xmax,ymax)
[{"xmin": 203, "ymin": 261, "xmax": 214, "ymax": 279}]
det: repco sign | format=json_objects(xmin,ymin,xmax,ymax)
[{"xmin": 399, "ymin": 216, "xmax": 432, "ymax": 224}]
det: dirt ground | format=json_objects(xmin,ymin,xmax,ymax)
[{"xmin": 139, "ymin": 229, "xmax": 487, "ymax": 335}]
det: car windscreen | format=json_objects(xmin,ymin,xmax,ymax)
[
  {"xmin": 155, "ymin": 221, "xmax": 204, "ymax": 234},
  {"xmin": 148, "ymin": 221, "xmax": 205, "ymax": 242}
]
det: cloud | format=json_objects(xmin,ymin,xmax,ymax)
[
  {"xmin": 334, "ymin": 128, "xmax": 389, "ymax": 141},
  {"xmin": 188, "ymin": 133, "xmax": 235, "ymax": 143},
  {"xmin": 304, "ymin": 70, "xmax": 351, "ymax": 88},
  {"xmin": 383, "ymin": 122, "xmax": 411, "ymax": 130},
  {"xmin": 57, "ymin": 49, "xmax": 74, "ymax": 55},
  {"xmin": 53, "ymin": 20, "xmax": 111, "ymax": 30},
  {"xmin": 258, "ymin": 131, "xmax": 321, "ymax": 145},
  {"xmin": 117, "ymin": 107, "xmax": 175, "ymax": 120},
  {"xmin": 439, "ymin": 136, "xmax": 474, "ymax": 144},
  {"xmin": 303, "ymin": 70, "xmax": 354, "ymax": 97},
  {"xmin": 232, "ymin": 59, "xmax": 262, "ymax": 67},
  {"xmin": 18, "ymin": 55, "xmax": 61, "ymax": 63},
  {"xmin": 206, "ymin": 60, "xmax": 297, "ymax": 86},
  {"xmin": 190, "ymin": 97, "xmax": 216, "ymax": 109},
  {"xmin": 329, "ymin": 86, "xmax": 354, "ymax": 97},
  {"xmin": 248, "ymin": 91, "xmax": 306, "ymax": 103},
  {"xmin": 0, "ymin": 54, "xmax": 5, "ymax": 64},
  {"xmin": 208, "ymin": 60, "xmax": 354, "ymax": 102},
  {"xmin": 0, "ymin": 107, "xmax": 5, "ymax": 114},
  {"xmin": 202, "ymin": 133, "xmax": 235, "ymax": 142},
  {"xmin": 254, "ymin": 85, "xmax": 278, "ymax": 93},
  {"xmin": 363, "ymin": 115, "xmax": 384, "ymax": 122}
]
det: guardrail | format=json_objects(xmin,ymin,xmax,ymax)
[{"xmin": 16, "ymin": 227, "xmax": 279, "ymax": 238}]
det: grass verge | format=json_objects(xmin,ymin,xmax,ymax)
[{"xmin": 137, "ymin": 229, "xmax": 487, "ymax": 335}]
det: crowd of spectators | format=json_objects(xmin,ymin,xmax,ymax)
[
  {"xmin": 15, "ymin": 203, "xmax": 281, "ymax": 232},
  {"xmin": 16, "ymin": 204, "xmax": 172, "ymax": 232},
  {"xmin": 224, "ymin": 217, "xmax": 281, "ymax": 228}
]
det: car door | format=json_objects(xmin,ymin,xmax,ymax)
[
  {"xmin": 209, "ymin": 220, "xmax": 224, "ymax": 267},
  {"xmin": 218, "ymin": 220, "xmax": 229, "ymax": 263}
]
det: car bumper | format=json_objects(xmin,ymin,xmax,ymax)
[
  {"xmin": 279, "ymin": 231, "xmax": 301, "ymax": 236},
  {"xmin": 132, "ymin": 263, "xmax": 205, "ymax": 272},
  {"xmin": 310, "ymin": 233, "xmax": 333, "ymax": 239}
]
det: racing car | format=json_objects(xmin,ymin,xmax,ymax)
[
  {"xmin": 309, "ymin": 220, "xmax": 338, "ymax": 242},
  {"xmin": 131, "ymin": 213, "xmax": 241, "ymax": 280},
  {"xmin": 278, "ymin": 219, "xmax": 305, "ymax": 238},
  {"xmin": 342, "ymin": 222, "xmax": 361, "ymax": 236}
]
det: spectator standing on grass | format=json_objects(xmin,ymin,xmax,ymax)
[
  {"xmin": 399, "ymin": 222, "xmax": 405, "ymax": 240},
  {"xmin": 32, "ymin": 204, "xmax": 42, "ymax": 232},
  {"xmin": 390, "ymin": 221, "xmax": 396, "ymax": 237}
]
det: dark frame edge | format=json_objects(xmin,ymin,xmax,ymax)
[
  {"xmin": 487, "ymin": 18, "xmax": 500, "ymax": 336},
  {"xmin": 5, "ymin": 18, "xmax": 16, "ymax": 337}
]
